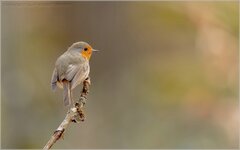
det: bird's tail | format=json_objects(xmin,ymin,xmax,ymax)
[{"xmin": 63, "ymin": 80, "xmax": 71, "ymax": 106}]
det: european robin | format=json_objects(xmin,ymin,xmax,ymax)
[{"xmin": 51, "ymin": 41, "xmax": 98, "ymax": 106}]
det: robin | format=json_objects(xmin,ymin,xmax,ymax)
[{"xmin": 51, "ymin": 41, "xmax": 98, "ymax": 106}]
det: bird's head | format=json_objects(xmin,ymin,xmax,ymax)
[{"xmin": 69, "ymin": 41, "xmax": 98, "ymax": 60}]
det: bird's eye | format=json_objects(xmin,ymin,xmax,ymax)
[{"xmin": 84, "ymin": 48, "xmax": 88, "ymax": 51}]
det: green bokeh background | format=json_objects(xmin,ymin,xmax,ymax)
[{"xmin": 1, "ymin": 1, "xmax": 239, "ymax": 149}]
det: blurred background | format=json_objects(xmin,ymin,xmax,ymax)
[{"xmin": 1, "ymin": 1, "xmax": 239, "ymax": 149}]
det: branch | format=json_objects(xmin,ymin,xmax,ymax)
[{"xmin": 43, "ymin": 77, "xmax": 91, "ymax": 150}]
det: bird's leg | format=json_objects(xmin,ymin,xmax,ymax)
[{"xmin": 84, "ymin": 77, "xmax": 91, "ymax": 85}]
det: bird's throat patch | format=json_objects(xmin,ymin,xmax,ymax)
[{"xmin": 81, "ymin": 51, "xmax": 91, "ymax": 60}]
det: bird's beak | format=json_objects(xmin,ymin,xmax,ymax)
[{"xmin": 92, "ymin": 49, "xmax": 99, "ymax": 52}]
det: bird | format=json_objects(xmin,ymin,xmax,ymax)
[{"xmin": 51, "ymin": 41, "xmax": 98, "ymax": 106}]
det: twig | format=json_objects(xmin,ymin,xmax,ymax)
[{"xmin": 43, "ymin": 77, "xmax": 91, "ymax": 150}]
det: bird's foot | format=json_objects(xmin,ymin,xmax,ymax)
[{"xmin": 85, "ymin": 77, "xmax": 91, "ymax": 85}]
